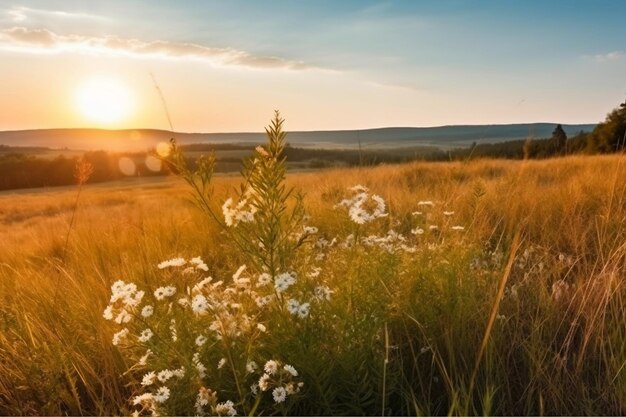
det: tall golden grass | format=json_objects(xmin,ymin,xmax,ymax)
[{"xmin": 1, "ymin": 153, "xmax": 626, "ymax": 415}]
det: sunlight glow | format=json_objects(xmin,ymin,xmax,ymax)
[{"xmin": 75, "ymin": 77, "xmax": 134, "ymax": 125}]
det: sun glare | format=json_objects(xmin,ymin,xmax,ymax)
[{"xmin": 75, "ymin": 78, "xmax": 134, "ymax": 125}]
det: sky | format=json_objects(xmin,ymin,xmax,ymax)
[{"xmin": 0, "ymin": 0, "xmax": 625, "ymax": 132}]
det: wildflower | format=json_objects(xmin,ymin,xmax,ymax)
[
  {"xmin": 283, "ymin": 364, "xmax": 298, "ymax": 377},
  {"xmin": 287, "ymin": 299, "xmax": 300, "ymax": 315},
  {"xmin": 154, "ymin": 286, "xmax": 176, "ymax": 300},
  {"xmin": 170, "ymin": 319, "xmax": 177, "ymax": 342},
  {"xmin": 138, "ymin": 328, "xmax": 154, "ymax": 343},
  {"xmin": 217, "ymin": 358, "xmax": 227, "ymax": 369},
  {"xmin": 157, "ymin": 370, "xmax": 174, "ymax": 383},
  {"xmin": 314, "ymin": 285, "xmax": 332, "ymax": 301},
  {"xmin": 411, "ymin": 227, "xmax": 424, "ymax": 235},
  {"xmin": 141, "ymin": 371, "xmax": 156, "ymax": 386},
  {"xmin": 258, "ymin": 373, "xmax": 271, "ymax": 391},
  {"xmin": 193, "ymin": 353, "xmax": 207, "ymax": 379},
  {"xmin": 112, "ymin": 328, "xmax": 129, "ymax": 346},
  {"xmin": 195, "ymin": 335, "xmax": 207, "ymax": 347},
  {"xmin": 173, "ymin": 366, "xmax": 185, "ymax": 378},
  {"xmin": 232, "ymin": 265, "xmax": 246, "ymax": 281},
  {"xmin": 190, "ymin": 256, "xmax": 209, "ymax": 271},
  {"xmin": 264, "ymin": 360, "xmax": 279, "ymax": 375},
  {"xmin": 308, "ymin": 267, "xmax": 322, "ymax": 278},
  {"xmin": 297, "ymin": 303, "xmax": 310, "ymax": 318},
  {"xmin": 272, "ymin": 386, "xmax": 287, "ymax": 403},
  {"xmin": 192, "ymin": 294, "xmax": 209, "ymax": 314},
  {"xmin": 256, "ymin": 273, "xmax": 272, "ymax": 287},
  {"xmin": 255, "ymin": 295, "xmax": 273, "ymax": 307},
  {"xmin": 451, "ymin": 225, "xmax": 465, "ymax": 231},
  {"xmin": 141, "ymin": 305, "xmax": 154, "ymax": 318},
  {"xmin": 215, "ymin": 400, "xmax": 237, "ymax": 416},
  {"xmin": 257, "ymin": 323, "xmax": 267, "ymax": 332},
  {"xmin": 246, "ymin": 361, "xmax": 258, "ymax": 373},
  {"xmin": 552, "ymin": 280, "xmax": 570, "ymax": 302},
  {"xmin": 303, "ymin": 225, "xmax": 318, "ymax": 235},
  {"xmin": 250, "ymin": 383, "xmax": 259, "ymax": 395},
  {"xmin": 132, "ymin": 393, "xmax": 154, "ymax": 406},
  {"xmin": 102, "ymin": 305, "xmax": 113, "ymax": 320},
  {"xmin": 154, "ymin": 386, "xmax": 170, "ymax": 403},
  {"xmin": 114, "ymin": 309, "xmax": 132, "ymax": 324},
  {"xmin": 274, "ymin": 272, "xmax": 296, "ymax": 293},
  {"xmin": 158, "ymin": 257, "xmax": 186, "ymax": 269}
]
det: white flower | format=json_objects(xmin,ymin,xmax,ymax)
[
  {"xmin": 272, "ymin": 386, "xmax": 287, "ymax": 403},
  {"xmin": 169, "ymin": 319, "xmax": 177, "ymax": 342},
  {"xmin": 246, "ymin": 361, "xmax": 258, "ymax": 373},
  {"xmin": 190, "ymin": 256, "xmax": 209, "ymax": 271},
  {"xmin": 287, "ymin": 299, "xmax": 300, "ymax": 315},
  {"xmin": 154, "ymin": 386, "xmax": 170, "ymax": 403},
  {"xmin": 232, "ymin": 264, "xmax": 246, "ymax": 281},
  {"xmin": 264, "ymin": 360, "xmax": 279, "ymax": 375},
  {"xmin": 308, "ymin": 267, "xmax": 322, "ymax": 278},
  {"xmin": 297, "ymin": 303, "xmax": 310, "ymax": 318},
  {"xmin": 411, "ymin": 227, "xmax": 424, "ymax": 235},
  {"xmin": 283, "ymin": 364, "xmax": 298, "ymax": 377},
  {"xmin": 141, "ymin": 371, "xmax": 156, "ymax": 386},
  {"xmin": 303, "ymin": 225, "xmax": 318, "ymax": 235},
  {"xmin": 256, "ymin": 273, "xmax": 272, "ymax": 287},
  {"xmin": 141, "ymin": 305, "xmax": 154, "ymax": 318},
  {"xmin": 451, "ymin": 225, "xmax": 465, "ymax": 231},
  {"xmin": 158, "ymin": 257, "xmax": 186, "ymax": 269},
  {"xmin": 195, "ymin": 335, "xmax": 207, "ymax": 346},
  {"xmin": 132, "ymin": 393, "xmax": 154, "ymax": 406},
  {"xmin": 114, "ymin": 309, "xmax": 132, "ymax": 324},
  {"xmin": 349, "ymin": 206, "xmax": 371, "ymax": 224},
  {"xmin": 274, "ymin": 272, "xmax": 296, "ymax": 293},
  {"xmin": 157, "ymin": 370, "xmax": 174, "ymax": 383},
  {"xmin": 154, "ymin": 286, "xmax": 176, "ymax": 300},
  {"xmin": 314, "ymin": 285, "xmax": 332, "ymax": 301},
  {"xmin": 215, "ymin": 400, "xmax": 237, "ymax": 416},
  {"xmin": 257, "ymin": 323, "xmax": 267, "ymax": 332},
  {"xmin": 255, "ymin": 295, "xmax": 273, "ymax": 307},
  {"xmin": 173, "ymin": 366, "xmax": 185, "ymax": 378},
  {"xmin": 218, "ymin": 358, "xmax": 227, "ymax": 369},
  {"xmin": 193, "ymin": 353, "xmax": 207, "ymax": 379},
  {"xmin": 192, "ymin": 294, "xmax": 209, "ymax": 314},
  {"xmin": 112, "ymin": 328, "xmax": 129, "ymax": 346},
  {"xmin": 102, "ymin": 305, "xmax": 113, "ymax": 320},
  {"xmin": 258, "ymin": 374, "xmax": 271, "ymax": 391},
  {"xmin": 138, "ymin": 328, "xmax": 154, "ymax": 343}
]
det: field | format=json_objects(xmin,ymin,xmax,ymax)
[{"xmin": 2, "ymin": 147, "xmax": 626, "ymax": 415}]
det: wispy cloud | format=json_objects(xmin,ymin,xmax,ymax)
[
  {"xmin": 5, "ymin": 6, "xmax": 107, "ymax": 23},
  {"xmin": 0, "ymin": 27, "xmax": 317, "ymax": 71},
  {"xmin": 592, "ymin": 50, "xmax": 624, "ymax": 62}
]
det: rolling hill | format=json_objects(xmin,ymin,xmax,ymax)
[{"xmin": 0, "ymin": 123, "xmax": 596, "ymax": 151}]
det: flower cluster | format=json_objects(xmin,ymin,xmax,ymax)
[
  {"xmin": 254, "ymin": 360, "xmax": 303, "ymax": 404},
  {"xmin": 336, "ymin": 185, "xmax": 388, "ymax": 225}
]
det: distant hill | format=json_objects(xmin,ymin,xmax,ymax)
[{"xmin": 0, "ymin": 123, "xmax": 596, "ymax": 151}]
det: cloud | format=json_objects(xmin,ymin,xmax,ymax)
[
  {"xmin": 0, "ymin": 26, "xmax": 316, "ymax": 71},
  {"xmin": 5, "ymin": 6, "xmax": 107, "ymax": 23},
  {"xmin": 592, "ymin": 50, "xmax": 624, "ymax": 62}
]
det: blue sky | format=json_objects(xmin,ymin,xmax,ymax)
[{"xmin": 0, "ymin": 0, "xmax": 624, "ymax": 131}]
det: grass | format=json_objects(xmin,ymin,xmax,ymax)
[{"xmin": 2, "ymin": 144, "xmax": 626, "ymax": 415}]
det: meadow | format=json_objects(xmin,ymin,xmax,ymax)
[{"xmin": 2, "ymin": 121, "xmax": 626, "ymax": 415}]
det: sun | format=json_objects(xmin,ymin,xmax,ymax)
[{"xmin": 75, "ymin": 77, "xmax": 134, "ymax": 125}]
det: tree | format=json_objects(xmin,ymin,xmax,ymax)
[
  {"xmin": 551, "ymin": 124, "xmax": 567, "ymax": 155},
  {"xmin": 587, "ymin": 96, "xmax": 626, "ymax": 153}
]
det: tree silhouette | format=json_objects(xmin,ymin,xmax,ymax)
[{"xmin": 551, "ymin": 124, "xmax": 567, "ymax": 155}]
